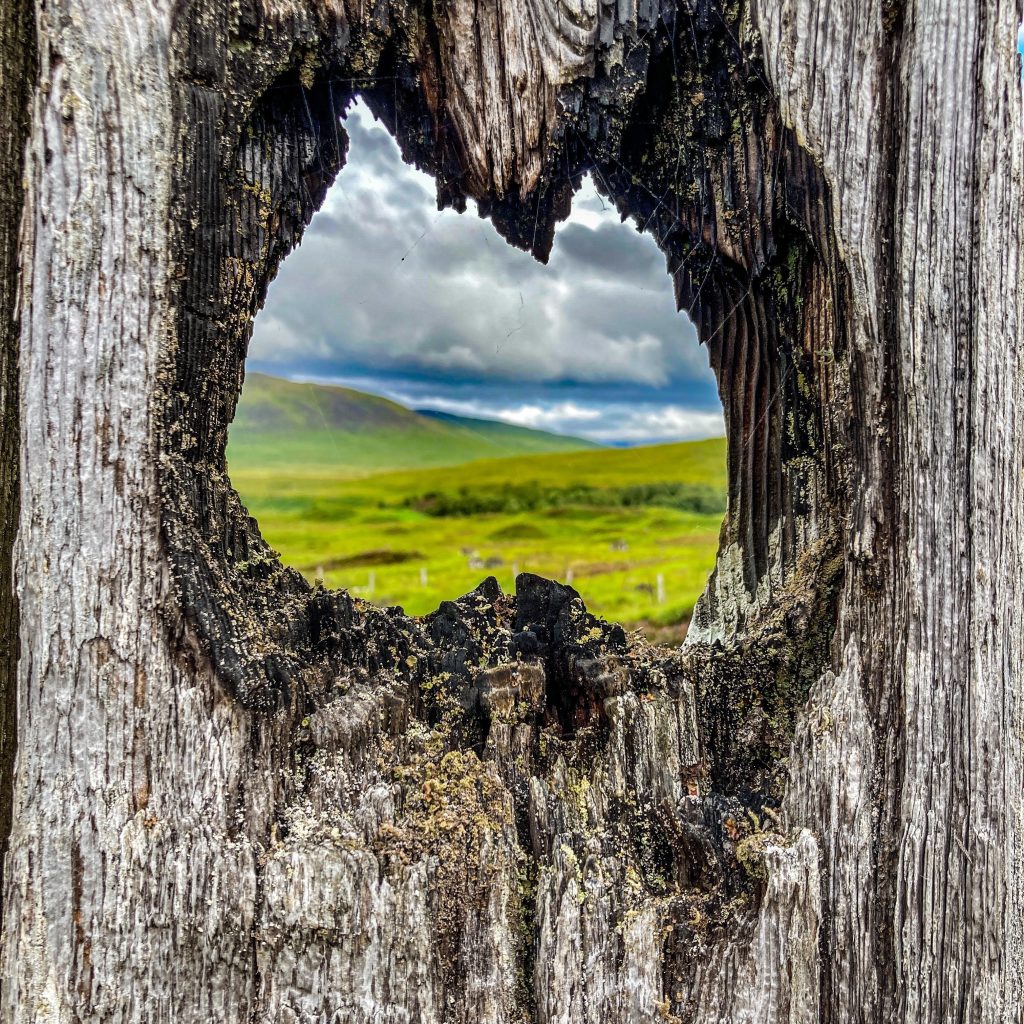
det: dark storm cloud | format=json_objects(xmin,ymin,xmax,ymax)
[
  {"xmin": 249, "ymin": 100, "xmax": 722, "ymax": 443},
  {"xmin": 553, "ymin": 220, "xmax": 663, "ymax": 282}
]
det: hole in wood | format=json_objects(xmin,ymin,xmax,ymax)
[
  {"xmin": 159, "ymin": 21, "xmax": 847, "ymax": 740},
  {"xmin": 228, "ymin": 99, "xmax": 727, "ymax": 649}
]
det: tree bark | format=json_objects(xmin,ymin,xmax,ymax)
[{"xmin": 1, "ymin": 1, "xmax": 1021, "ymax": 1022}]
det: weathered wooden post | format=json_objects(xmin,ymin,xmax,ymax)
[{"xmin": 0, "ymin": 1, "xmax": 1020, "ymax": 1020}]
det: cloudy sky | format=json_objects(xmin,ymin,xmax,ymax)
[{"xmin": 248, "ymin": 100, "xmax": 723, "ymax": 445}]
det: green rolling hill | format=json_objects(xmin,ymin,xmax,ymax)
[
  {"xmin": 414, "ymin": 408, "xmax": 602, "ymax": 455},
  {"xmin": 228, "ymin": 372, "xmax": 599, "ymax": 475},
  {"xmin": 227, "ymin": 371, "xmax": 727, "ymax": 640}
]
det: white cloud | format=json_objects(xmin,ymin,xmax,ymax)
[
  {"xmin": 507, "ymin": 403, "xmax": 606, "ymax": 427},
  {"xmin": 330, "ymin": 384, "xmax": 724, "ymax": 445},
  {"xmin": 485, "ymin": 400, "xmax": 726, "ymax": 444},
  {"xmin": 250, "ymin": 99, "xmax": 711, "ymax": 395},
  {"xmin": 481, "ymin": 399, "xmax": 725, "ymax": 444},
  {"xmin": 603, "ymin": 407, "xmax": 726, "ymax": 443},
  {"xmin": 412, "ymin": 395, "xmax": 605, "ymax": 428}
]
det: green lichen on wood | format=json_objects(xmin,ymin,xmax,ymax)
[
  {"xmin": 687, "ymin": 531, "xmax": 845, "ymax": 803},
  {"xmin": 376, "ymin": 746, "xmax": 516, "ymax": 981}
]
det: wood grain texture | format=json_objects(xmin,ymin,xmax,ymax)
[
  {"xmin": 2, "ymin": 0, "xmax": 1020, "ymax": 1020},
  {"xmin": 0, "ymin": 0, "xmax": 263, "ymax": 1018},
  {"xmin": 757, "ymin": 1, "xmax": 1024, "ymax": 1018}
]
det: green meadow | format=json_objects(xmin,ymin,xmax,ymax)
[{"xmin": 230, "ymin": 436, "xmax": 727, "ymax": 641}]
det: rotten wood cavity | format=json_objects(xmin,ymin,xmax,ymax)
[{"xmin": 162, "ymin": 0, "xmax": 849, "ymax": 710}]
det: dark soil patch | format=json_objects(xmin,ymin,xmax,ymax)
[
  {"xmin": 488, "ymin": 522, "xmax": 548, "ymax": 541},
  {"xmin": 309, "ymin": 549, "xmax": 424, "ymax": 570}
]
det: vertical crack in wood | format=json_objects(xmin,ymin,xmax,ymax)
[
  {"xmin": 0, "ymin": 0, "xmax": 35, "ymax": 893},
  {"xmin": 864, "ymin": 5, "xmax": 908, "ymax": 1014}
]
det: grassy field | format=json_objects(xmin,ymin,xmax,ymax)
[{"xmin": 230, "ymin": 437, "xmax": 727, "ymax": 640}]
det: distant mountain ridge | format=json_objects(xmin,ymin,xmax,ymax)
[
  {"xmin": 228, "ymin": 372, "xmax": 599, "ymax": 473},
  {"xmin": 413, "ymin": 407, "xmax": 598, "ymax": 454}
]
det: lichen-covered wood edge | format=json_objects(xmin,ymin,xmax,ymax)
[
  {"xmin": 2, "ymin": 0, "xmax": 1021, "ymax": 1020},
  {"xmin": 160, "ymin": 0, "xmax": 847, "ymax": 1018}
]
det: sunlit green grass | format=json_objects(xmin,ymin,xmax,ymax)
[{"xmin": 230, "ymin": 437, "xmax": 727, "ymax": 637}]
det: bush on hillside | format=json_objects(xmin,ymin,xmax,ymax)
[{"xmin": 403, "ymin": 480, "xmax": 726, "ymax": 518}]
